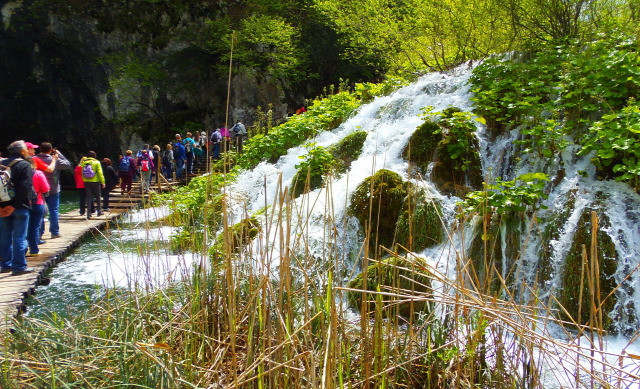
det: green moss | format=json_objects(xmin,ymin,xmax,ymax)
[
  {"xmin": 537, "ymin": 190, "xmax": 577, "ymax": 285},
  {"xmin": 395, "ymin": 188, "xmax": 444, "ymax": 252},
  {"xmin": 402, "ymin": 120, "xmax": 442, "ymax": 173},
  {"xmin": 214, "ymin": 216, "xmax": 262, "ymax": 254},
  {"xmin": 331, "ymin": 130, "xmax": 368, "ymax": 174},
  {"xmin": 467, "ymin": 213, "xmax": 525, "ymax": 294},
  {"xmin": 290, "ymin": 167, "xmax": 325, "ymax": 198},
  {"xmin": 557, "ymin": 208, "xmax": 618, "ymax": 330},
  {"xmin": 348, "ymin": 169, "xmax": 408, "ymax": 251},
  {"xmin": 347, "ymin": 257, "xmax": 432, "ymax": 319}
]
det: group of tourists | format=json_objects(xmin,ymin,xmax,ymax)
[
  {"xmin": 158, "ymin": 121, "xmax": 248, "ymax": 180},
  {"xmin": 0, "ymin": 121, "xmax": 249, "ymax": 275},
  {"xmin": 0, "ymin": 140, "xmax": 71, "ymax": 275}
]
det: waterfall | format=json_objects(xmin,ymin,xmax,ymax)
[{"xmin": 228, "ymin": 62, "xmax": 640, "ymax": 336}]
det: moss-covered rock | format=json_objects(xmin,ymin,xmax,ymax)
[
  {"xmin": 395, "ymin": 188, "xmax": 444, "ymax": 252},
  {"xmin": 349, "ymin": 169, "xmax": 408, "ymax": 251},
  {"xmin": 466, "ymin": 213, "xmax": 525, "ymax": 294},
  {"xmin": 557, "ymin": 207, "xmax": 618, "ymax": 330},
  {"xmin": 402, "ymin": 108, "xmax": 482, "ymax": 196},
  {"xmin": 402, "ymin": 120, "xmax": 442, "ymax": 174},
  {"xmin": 290, "ymin": 167, "xmax": 325, "ymax": 198},
  {"xmin": 348, "ymin": 257, "xmax": 433, "ymax": 319},
  {"xmin": 215, "ymin": 216, "xmax": 262, "ymax": 254},
  {"xmin": 331, "ymin": 130, "xmax": 368, "ymax": 174}
]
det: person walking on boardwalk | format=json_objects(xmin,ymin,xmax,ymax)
[
  {"xmin": 210, "ymin": 128, "xmax": 222, "ymax": 159},
  {"xmin": 118, "ymin": 150, "xmax": 136, "ymax": 194},
  {"xmin": 152, "ymin": 145, "xmax": 161, "ymax": 186},
  {"xmin": 81, "ymin": 151, "xmax": 105, "ymax": 219},
  {"xmin": 27, "ymin": 157, "xmax": 50, "ymax": 256},
  {"xmin": 75, "ymin": 158, "xmax": 94, "ymax": 216},
  {"xmin": 34, "ymin": 142, "xmax": 71, "ymax": 239},
  {"xmin": 173, "ymin": 135, "xmax": 185, "ymax": 180},
  {"xmin": 230, "ymin": 121, "xmax": 248, "ymax": 154},
  {"xmin": 137, "ymin": 150, "xmax": 155, "ymax": 193},
  {"xmin": 184, "ymin": 132, "xmax": 197, "ymax": 176},
  {"xmin": 101, "ymin": 158, "xmax": 118, "ymax": 212},
  {"xmin": 162, "ymin": 143, "xmax": 174, "ymax": 180},
  {"xmin": 0, "ymin": 140, "xmax": 36, "ymax": 275}
]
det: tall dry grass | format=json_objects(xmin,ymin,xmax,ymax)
[{"xmin": 0, "ymin": 169, "xmax": 638, "ymax": 388}]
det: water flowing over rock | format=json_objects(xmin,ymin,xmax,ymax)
[{"xmin": 228, "ymin": 63, "xmax": 640, "ymax": 335}]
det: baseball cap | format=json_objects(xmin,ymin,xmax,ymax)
[{"xmin": 25, "ymin": 142, "xmax": 39, "ymax": 149}]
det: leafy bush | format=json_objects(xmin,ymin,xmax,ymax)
[
  {"xmin": 462, "ymin": 173, "xmax": 549, "ymax": 215},
  {"xmin": 579, "ymin": 98, "xmax": 640, "ymax": 189},
  {"xmin": 291, "ymin": 144, "xmax": 335, "ymax": 197},
  {"xmin": 330, "ymin": 130, "xmax": 368, "ymax": 173}
]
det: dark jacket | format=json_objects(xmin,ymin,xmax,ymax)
[
  {"xmin": 0, "ymin": 155, "xmax": 34, "ymax": 210},
  {"xmin": 103, "ymin": 165, "xmax": 119, "ymax": 190}
]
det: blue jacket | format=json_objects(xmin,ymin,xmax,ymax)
[{"xmin": 174, "ymin": 142, "xmax": 186, "ymax": 159}]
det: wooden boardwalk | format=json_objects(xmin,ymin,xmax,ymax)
[{"xmin": 0, "ymin": 180, "xmax": 180, "ymax": 328}]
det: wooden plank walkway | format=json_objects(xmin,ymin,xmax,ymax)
[{"xmin": 0, "ymin": 179, "xmax": 180, "ymax": 328}]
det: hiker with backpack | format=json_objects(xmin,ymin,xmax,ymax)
[
  {"xmin": 118, "ymin": 150, "xmax": 136, "ymax": 194},
  {"xmin": 101, "ymin": 158, "xmax": 118, "ymax": 212},
  {"xmin": 173, "ymin": 134, "xmax": 186, "ymax": 180},
  {"xmin": 231, "ymin": 121, "xmax": 248, "ymax": 154},
  {"xmin": 210, "ymin": 128, "xmax": 222, "ymax": 159},
  {"xmin": 0, "ymin": 140, "xmax": 36, "ymax": 275},
  {"xmin": 162, "ymin": 143, "xmax": 174, "ymax": 180},
  {"xmin": 75, "ymin": 158, "xmax": 94, "ymax": 216},
  {"xmin": 137, "ymin": 150, "xmax": 155, "ymax": 193},
  {"xmin": 81, "ymin": 151, "xmax": 105, "ymax": 219}
]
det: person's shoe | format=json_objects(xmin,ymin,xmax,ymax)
[
  {"xmin": 87, "ymin": 215, "xmax": 91, "ymax": 220},
  {"xmin": 39, "ymin": 240, "xmax": 46, "ymax": 245},
  {"xmin": 12, "ymin": 267, "xmax": 35, "ymax": 276},
  {"xmin": 50, "ymin": 234, "xmax": 62, "ymax": 239},
  {"xmin": 79, "ymin": 211, "xmax": 84, "ymax": 216},
  {"xmin": 97, "ymin": 212, "xmax": 104, "ymax": 217},
  {"xmin": 0, "ymin": 268, "xmax": 12, "ymax": 273}
]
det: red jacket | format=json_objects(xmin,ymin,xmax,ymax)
[{"xmin": 74, "ymin": 165, "xmax": 85, "ymax": 189}]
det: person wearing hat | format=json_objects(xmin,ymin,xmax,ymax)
[
  {"xmin": 34, "ymin": 142, "xmax": 71, "ymax": 239},
  {"xmin": 26, "ymin": 142, "xmax": 56, "ymax": 173}
]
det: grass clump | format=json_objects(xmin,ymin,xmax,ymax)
[{"xmin": 331, "ymin": 130, "xmax": 368, "ymax": 174}]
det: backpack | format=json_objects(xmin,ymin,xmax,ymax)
[
  {"xmin": 82, "ymin": 161, "xmax": 96, "ymax": 179},
  {"xmin": 210, "ymin": 132, "xmax": 221, "ymax": 144},
  {"xmin": 162, "ymin": 151, "xmax": 171, "ymax": 166},
  {"xmin": 0, "ymin": 159, "xmax": 20, "ymax": 202},
  {"xmin": 119, "ymin": 157, "xmax": 131, "ymax": 173},
  {"xmin": 174, "ymin": 142, "xmax": 185, "ymax": 158},
  {"xmin": 184, "ymin": 140, "xmax": 192, "ymax": 153},
  {"xmin": 141, "ymin": 159, "xmax": 151, "ymax": 172}
]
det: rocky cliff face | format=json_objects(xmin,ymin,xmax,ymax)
[{"xmin": 0, "ymin": 0, "xmax": 289, "ymax": 161}]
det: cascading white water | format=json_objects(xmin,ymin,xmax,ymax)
[{"xmin": 229, "ymin": 62, "xmax": 640, "ymax": 337}]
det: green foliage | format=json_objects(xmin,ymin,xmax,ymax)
[
  {"xmin": 436, "ymin": 110, "xmax": 481, "ymax": 172},
  {"xmin": 291, "ymin": 144, "xmax": 335, "ymax": 197},
  {"xmin": 470, "ymin": 33, "xmax": 640, "ymax": 190},
  {"xmin": 239, "ymin": 89, "xmax": 361, "ymax": 168},
  {"xmin": 462, "ymin": 173, "xmax": 549, "ymax": 215},
  {"xmin": 579, "ymin": 98, "xmax": 640, "ymax": 189}
]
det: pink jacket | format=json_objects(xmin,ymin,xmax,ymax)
[{"xmin": 33, "ymin": 170, "xmax": 50, "ymax": 205}]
